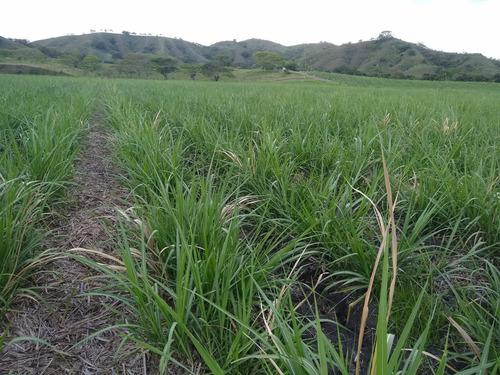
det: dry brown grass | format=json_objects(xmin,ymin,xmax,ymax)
[{"xmin": 354, "ymin": 142, "xmax": 398, "ymax": 375}]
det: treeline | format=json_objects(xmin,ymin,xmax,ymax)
[
  {"xmin": 6, "ymin": 49, "xmax": 299, "ymax": 80},
  {"xmin": 331, "ymin": 64, "xmax": 500, "ymax": 83}
]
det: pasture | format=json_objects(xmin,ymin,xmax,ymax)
[{"xmin": 0, "ymin": 74, "xmax": 499, "ymax": 374}]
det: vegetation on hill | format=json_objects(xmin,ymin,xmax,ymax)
[
  {"xmin": 208, "ymin": 38, "xmax": 332, "ymax": 68},
  {"xmin": 0, "ymin": 37, "xmax": 46, "ymax": 59},
  {"xmin": 1, "ymin": 32, "xmax": 499, "ymax": 82},
  {"xmin": 31, "ymin": 32, "xmax": 208, "ymax": 63},
  {"xmin": 298, "ymin": 33, "xmax": 500, "ymax": 81}
]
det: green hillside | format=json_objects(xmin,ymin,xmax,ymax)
[
  {"xmin": 298, "ymin": 36, "xmax": 500, "ymax": 80},
  {"xmin": 32, "ymin": 33, "xmax": 209, "ymax": 63},
  {"xmin": 0, "ymin": 36, "xmax": 46, "ymax": 58},
  {"xmin": 208, "ymin": 39, "xmax": 333, "ymax": 67}
]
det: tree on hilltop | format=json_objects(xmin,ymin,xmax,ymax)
[{"xmin": 378, "ymin": 30, "xmax": 394, "ymax": 39}]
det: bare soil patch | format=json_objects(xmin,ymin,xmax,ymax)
[{"xmin": 0, "ymin": 110, "xmax": 158, "ymax": 374}]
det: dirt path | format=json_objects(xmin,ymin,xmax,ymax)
[{"xmin": 0, "ymin": 109, "xmax": 157, "ymax": 374}]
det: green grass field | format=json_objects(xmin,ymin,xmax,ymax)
[{"xmin": 1, "ymin": 74, "xmax": 499, "ymax": 374}]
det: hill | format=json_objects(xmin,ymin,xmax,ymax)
[
  {"xmin": 298, "ymin": 36, "xmax": 500, "ymax": 81},
  {"xmin": 31, "ymin": 33, "xmax": 209, "ymax": 63},
  {"xmin": 208, "ymin": 39, "xmax": 333, "ymax": 68},
  {"xmin": 1, "ymin": 33, "xmax": 499, "ymax": 81},
  {"xmin": 0, "ymin": 36, "xmax": 46, "ymax": 58}
]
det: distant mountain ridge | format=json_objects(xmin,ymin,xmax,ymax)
[
  {"xmin": 1, "ymin": 33, "xmax": 499, "ymax": 81},
  {"xmin": 31, "ymin": 33, "xmax": 209, "ymax": 63},
  {"xmin": 28, "ymin": 33, "xmax": 334, "ymax": 68}
]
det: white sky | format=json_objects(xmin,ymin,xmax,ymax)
[{"xmin": 1, "ymin": 0, "xmax": 499, "ymax": 59}]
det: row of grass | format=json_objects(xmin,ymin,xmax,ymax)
[
  {"xmin": 0, "ymin": 75, "xmax": 95, "ymax": 316},
  {"xmin": 93, "ymin": 78, "xmax": 499, "ymax": 373}
]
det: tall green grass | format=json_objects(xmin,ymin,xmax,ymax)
[
  {"xmin": 0, "ymin": 75, "xmax": 96, "ymax": 315},
  {"xmin": 2, "ymin": 75, "xmax": 498, "ymax": 373},
  {"xmin": 94, "ymin": 78, "xmax": 499, "ymax": 373}
]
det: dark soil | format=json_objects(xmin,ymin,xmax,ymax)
[{"xmin": 294, "ymin": 262, "xmax": 376, "ymax": 374}]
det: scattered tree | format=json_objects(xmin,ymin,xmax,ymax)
[
  {"xmin": 59, "ymin": 52, "xmax": 85, "ymax": 68},
  {"xmin": 212, "ymin": 54, "xmax": 233, "ymax": 67},
  {"xmin": 121, "ymin": 52, "xmax": 153, "ymax": 78},
  {"xmin": 182, "ymin": 63, "xmax": 202, "ymax": 80},
  {"xmin": 201, "ymin": 62, "xmax": 223, "ymax": 81},
  {"xmin": 201, "ymin": 58, "xmax": 233, "ymax": 81},
  {"xmin": 82, "ymin": 55, "xmax": 102, "ymax": 73},
  {"xmin": 285, "ymin": 61, "xmax": 299, "ymax": 71},
  {"xmin": 152, "ymin": 57, "xmax": 178, "ymax": 79},
  {"xmin": 254, "ymin": 51, "xmax": 286, "ymax": 70}
]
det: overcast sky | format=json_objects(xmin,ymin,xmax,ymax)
[{"xmin": 1, "ymin": 0, "xmax": 499, "ymax": 59}]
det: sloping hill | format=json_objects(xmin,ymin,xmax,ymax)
[
  {"xmin": 0, "ymin": 36, "xmax": 46, "ymax": 58},
  {"xmin": 32, "ymin": 33, "xmax": 209, "ymax": 63},
  {"xmin": 297, "ymin": 36, "xmax": 500, "ymax": 80},
  {"xmin": 208, "ymin": 39, "xmax": 333, "ymax": 67}
]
